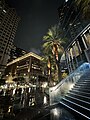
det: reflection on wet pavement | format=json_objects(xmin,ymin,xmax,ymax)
[
  {"xmin": 0, "ymin": 87, "xmax": 49, "ymax": 120},
  {"xmin": 0, "ymin": 87, "xmax": 76, "ymax": 120},
  {"xmin": 50, "ymin": 107, "xmax": 76, "ymax": 120},
  {"xmin": 30, "ymin": 104, "xmax": 76, "ymax": 120}
]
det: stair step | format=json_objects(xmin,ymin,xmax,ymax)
[
  {"xmin": 74, "ymin": 85, "xmax": 90, "ymax": 88},
  {"xmin": 68, "ymin": 92, "xmax": 90, "ymax": 102},
  {"xmin": 75, "ymin": 83, "xmax": 90, "ymax": 86},
  {"xmin": 80, "ymin": 78, "xmax": 90, "ymax": 80},
  {"xmin": 63, "ymin": 98, "xmax": 90, "ymax": 112},
  {"xmin": 60, "ymin": 101, "xmax": 90, "ymax": 120},
  {"xmin": 81, "ymin": 73, "xmax": 90, "ymax": 77},
  {"xmin": 72, "ymin": 87, "xmax": 90, "ymax": 92},
  {"xmin": 81, "ymin": 73, "xmax": 90, "ymax": 76},
  {"xmin": 77, "ymin": 81, "xmax": 90, "ymax": 84},
  {"xmin": 79, "ymin": 82, "xmax": 90, "ymax": 85},
  {"xmin": 70, "ymin": 89, "xmax": 90, "ymax": 97},
  {"xmin": 60, "ymin": 98, "xmax": 90, "ymax": 119},
  {"xmin": 59, "ymin": 71, "xmax": 90, "ymax": 119},
  {"xmin": 74, "ymin": 85, "xmax": 90, "ymax": 89},
  {"xmin": 65, "ymin": 95, "xmax": 90, "ymax": 109},
  {"xmin": 77, "ymin": 79, "xmax": 90, "ymax": 83}
]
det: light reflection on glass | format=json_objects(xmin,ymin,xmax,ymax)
[
  {"xmin": 43, "ymin": 96, "xmax": 47, "ymax": 104},
  {"xmin": 29, "ymin": 100, "xmax": 31, "ymax": 106},
  {"xmin": 13, "ymin": 88, "xmax": 16, "ymax": 95},
  {"xmin": 50, "ymin": 107, "xmax": 76, "ymax": 120},
  {"xmin": 29, "ymin": 97, "xmax": 35, "ymax": 106},
  {"xmin": 54, "ymin": 108, "xmax": 58, "ymax": 116},
  {"xmin": 50, "ymin": 108, "xmax": 60, "ymax": 120},
  {"xmin": 22, "ymin": 88, "xmax": 24, "ymax": 94},
  {"xmin": 69, "ymin": 83, "xmax": 74, "ymax": 90},
  {"xmin": 29, "ymin": 88, "xmax": 31, "ymax": 93}
]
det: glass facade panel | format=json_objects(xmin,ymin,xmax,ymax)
[
  {"xmin": 85, "ymin": 31, "xmax": 90, "ymax": 47},
  {"xmin": 70, "ymin": 47, "xmax": 73, "ymax": 59},
  {"xmin": 77, "ymin": 40, "xmax": 82, "ymax": 53},
  {"xmin": 73, "ymin": 43, "xmax": 79, "ymax": 57}
]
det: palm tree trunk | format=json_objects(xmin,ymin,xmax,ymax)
[
  {"xmin": 54, "ymin": 45, "xmax": 62, "ymax": 82},
  {"xmin": 47, "ymin": 56, "xmax": 52, "ymax": 85},
  {"xmin": 56, "ymin": 59, "xmax": 62, "ymax": 82}
]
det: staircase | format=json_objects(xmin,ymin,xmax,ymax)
[{"xmin": 60, "ymin": 70, "xmax": 90, "ymax": 119}]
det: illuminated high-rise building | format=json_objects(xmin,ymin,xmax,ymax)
[
  {"xmin": 58, "ymin": 0, "xmax": 89, "ymax": 43},
  {"xmin": 58, "ymin": 0, "xmax": 90, "ymax": 73},
  {"xmin": 0, "ymin": 0, "xmax": 20, "ymax": 74}
]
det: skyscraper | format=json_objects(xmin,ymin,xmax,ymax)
[
  {"xmin": 58, "ymin": 0, "xmax": 90, "ymax": 73},
  {"xmin": 0, "ymin": 0, "xmax": 20, "ymax": 74},
  {"xmin": 58, "ymin": 0, "xmax": 89, "ymax": 44}
]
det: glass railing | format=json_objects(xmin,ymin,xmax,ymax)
[{"xmin": 49, "ymin": 62, "xmax": 90, "ymax": 105}]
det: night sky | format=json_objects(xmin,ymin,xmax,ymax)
[{"xmin": 7, "ymin": 0, "xmax": 64, "ymax": 53}]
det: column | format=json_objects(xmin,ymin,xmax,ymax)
[
  {"xmin": 65, "ymin": 51, "xmax": 70, "ymax": 74},
  {"xmin": 70, "ymin": 47, "xmax": 75, "ymax": 71},
  {"xmin": 68, "ymin": 49, "xmax": 73, "ymax": 73},
  {"xmin": 76, "ymin": 40, "xmax": 83, "ymax": 63},
  {"xmin": 28, "ymin": 57, "xmax": 32, "ymax": 81},
  {"xmin": 82, "ymin": 35, "xmax": 88, "ymax": 49},
  {"xmin": 72, "ymin": 45, "xmax": 78, "ymax": 68}
]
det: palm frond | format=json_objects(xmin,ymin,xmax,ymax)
[
  {"xmin": 43, "ymin": 35, "xmax": 50, "ymax": 40},
  {"xmin": 75, "ymin": 0, "xmax": 82, "ymax": 6},
  {"xmin": 42, "ymin": 41, "xmax": 53, "ymax": 55},
  {"xmin": 75, "ymin": 0, "xmax": 90, "ymax": 18},
  {"xmin": 42, "ymin": 41, "xmax": 53, "ymax": 49}
]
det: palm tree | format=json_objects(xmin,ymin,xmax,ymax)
[
  {"xmin": 42, "ymin": 25, "xmax": 66, "ymax": 82},
  {"xmin": 42, "ymin": 51, "xmax": 55, "ymax": 82},
  {"xmin": 75, "ymin": 0, "xmax": 90, "ymax": 18}
]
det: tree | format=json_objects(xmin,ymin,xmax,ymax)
[
  {"xmin": 42, "ymin": 53, "xmax": 56, "ymax": 84},
  {"xmin": 75, "ymin": 0, "xmax": 90, "ymax": 18},
  {"xmin": 42, "ymin": 25, "xmax": 66, "ymax": 83}
]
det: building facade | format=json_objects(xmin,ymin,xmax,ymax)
[
  {"xmin": 0, "ymin": 0, "xmax": 20, "ymax": 74},
  {"xmin": 58, "ymin": 0, "xmax": 89, "ymax": 43},
  {"xmin": 5, "ymin": 52, "xmax": 47, "ymax": 85},
  {"xmin": 64, "ymin": 24, "xmax": 90, "ymax": 73},
  {"xmin": 58, "ymin": 0, "xmax": 90, "ymax": 74}
]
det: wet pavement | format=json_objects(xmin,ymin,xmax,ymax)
[
  {"xmin": 0, "ymin": 87, "xmax": 49, "ymax": 120},
  {"xmin": 0, "ymin": 87, "xmax": 77, "ymax": 120},
  {"xmin": 31, "ymin": 104, "xmax": 77, "ymax": 120}
]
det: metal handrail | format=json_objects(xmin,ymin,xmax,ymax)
[
  {"xmin": 50, "ymin": 62, "xmax": 90, "ymax": 92},
  {"xmin": 49, "ymin": 62, "xmax": 90, "ymax": 105}
]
